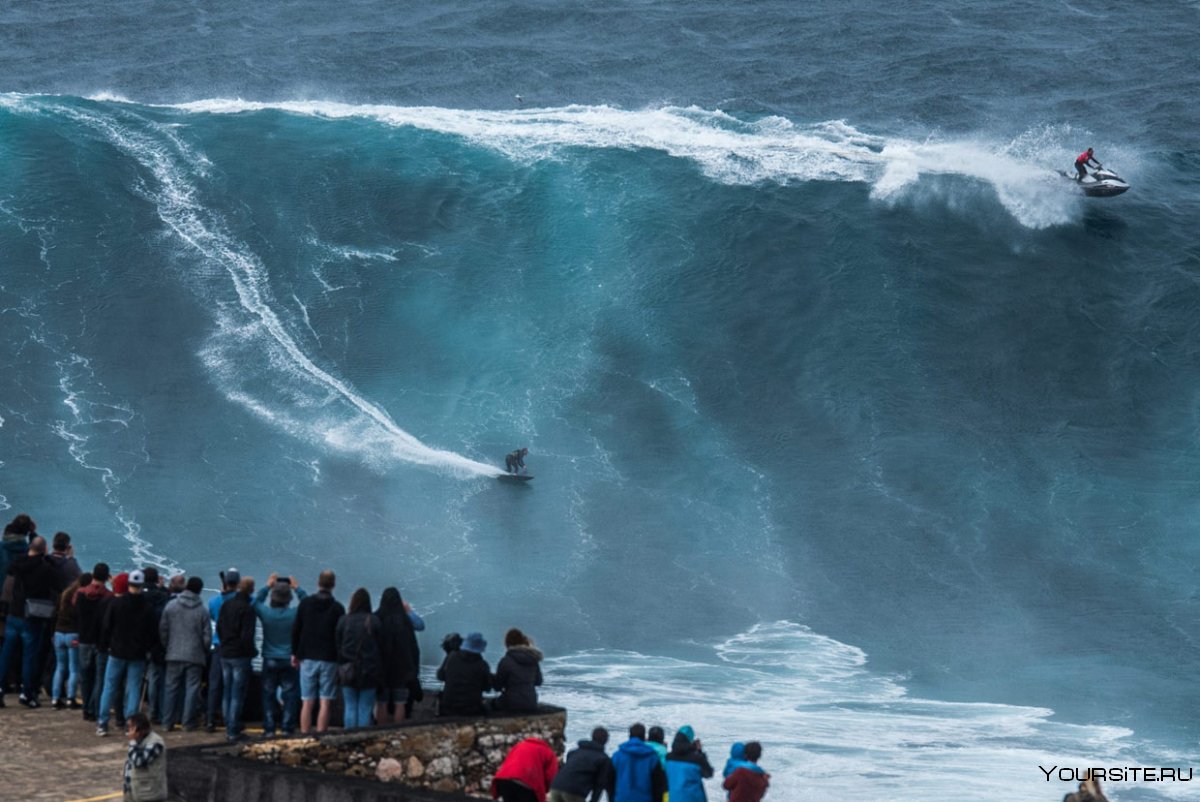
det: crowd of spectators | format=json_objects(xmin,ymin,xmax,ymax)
[
  {"xmin": 0, "ymin": 512, "xmax": 545, "ymax": 742},
  {"xmin": 3, "ymin": 511, "xmax": 774, "ymax": 802}
]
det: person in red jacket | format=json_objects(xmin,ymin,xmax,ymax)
[
  {"xmin": 722, "ymin": 742, "xmax": 769, "ymax": 802},
  {"xmin": 491, "ymin": 737, "xmax": 560, "ymax": 802},
  {"xmin": 1075, "ymin": 148, "xmax": 1101, "ymax": 181}
]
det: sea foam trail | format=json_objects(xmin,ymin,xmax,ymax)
[
  {"xmin": 543, "ymin": 622, "xmax": 1194, "ymax": 802},
  {"xmin": 44, "ymin": 98, "xmax": 499, "ymax": 479},
  {"xmin": 163, "ymin": 99, "xmax": 1083, "ymax": 228}
]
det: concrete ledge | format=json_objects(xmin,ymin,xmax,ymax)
[{"xmin": 170, "ymin": 705, "xmax": 567, "ymax": 802}]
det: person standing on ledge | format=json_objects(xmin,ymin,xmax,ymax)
[
  {"xmin": 505, "ymin": 447, "xmax": 530, "ymax": 474},
  {"xmin": 123, "ymin": 712, "xmax": 167, "ymax": 802}
]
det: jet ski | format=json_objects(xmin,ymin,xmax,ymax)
[{"xmin": 1064, "ymin": 165, "xmax": 1130, "ymax": 197}]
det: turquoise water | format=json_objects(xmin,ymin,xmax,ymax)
[{"xmin": 2, "ymin": 2, "xmax": 1199, "ymax": 798}]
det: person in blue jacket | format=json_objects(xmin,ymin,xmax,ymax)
[
  {"xmin": 664, "ymin": 726, "xmax": 715, "ymax": 802},
  {"xmin": 611, "ymin": 723, "xmax": 667, "ymax": 802}
]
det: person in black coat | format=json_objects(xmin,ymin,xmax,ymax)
[
  {"xmin": 550, "ymin": 727, "xmax": 615, "ymax": 802},
  {"xmin": 492, "ymin": 627, "xmax": 543, "ymax": 713},
  {"xmin": 216, "ymin": 577, "xmax": 257, "ymax": 742},
  {"xmin": 374, "ymin": 587, "xmax": 419, "ymax": 724},
  {"xmin": 437, "ymin": 631, "xmax": 491, "ymax": 716},
  {"xmin": 335, "ymin": 587, "xmax": 382, "ymax": 729}
]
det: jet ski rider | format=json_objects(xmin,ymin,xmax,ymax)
[
  {"xmin": 505, "ymin": 447, "xmax": 529, "ymax": 474},
  {"xmin": 1075, "ymin": 148, "xmax": 1102, "ymax": 181}
]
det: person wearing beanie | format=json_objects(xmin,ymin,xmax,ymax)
[
  {"xmin": 491, "ymin": 737, "xmax": 559, "ymax": 802},
  {"xmin": 253, "ymin": 573, "xmax": 306, "ymax": 737},
  {"xmin": 96, "ymin": 569, "xmax": 156, "ymax": 735},
  {"xmin": 75, "ymin": 564, "xmax": 113, "ymax": 721},
  {"xmin": 437, "ymin": 631, "xmax": 492, "ymax": 716},
  {"xmin": 492, "ymin": 627, "xmax": 544, "ymax": 713},
  {"xmin": 159, "ymin": 576, "xmax": 211, "ymax": 731}
]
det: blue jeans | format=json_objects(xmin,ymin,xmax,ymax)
[
  {"xmin": 221, "ymin": 656, "xmax": 252, "ymax": 739},
  {"xmin": 341, "ymin": 686, "xmax": 376, "ymax": 729},
  {"xmin": 78, "ymin": 644, "xmax": 107, "ymax": 718},
  {"xmin": 162, "ymin": 661, "xmax": 203, "ymax": 729},
  {"xmin": 261, "ymin": 657, "xmax": 299, "ymax": 735},
  {"xmin": 51, "ymin": 631, "xmax": 81, "ymax": 702},
  {"xmin": 98, "ymin": 656, "xmax": 145, "ymax": 728},
  {"xmin": 0, "ymin": 616, "xmax": 49, "ymax": 700}
]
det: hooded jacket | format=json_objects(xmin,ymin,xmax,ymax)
[
  {"xmin": 551, "ymin": 739, "xmax": 615, "ymax": 802},
  {"xmin": 75, "ymin": 582, "xmax": 113, "ymax": 645},
  {"xmin": 159, "ymin": 590, "xmax": 212, "ymax": 666},
  {"xmin": 217, "ymin": 591, "xmax": 258, "ymax": 659},
  {"xmin": 291, "ymin": 590, "xmax": 345, "ymax": 663},
  {"xmin": 437, "ymin": 649, "xmax": 492, "ymax": 716},
  {"xmin": 664, "ymin": 732, "xmax": 715, "ymax": 802},
  {"xmin": 493, "ymin": 644, "xmax": 544, "ymax": 712},
  {"xmin": 611, "ymin": 738, "xmax": 667, "ymax": 802},
  {"xmin": 143, "ymin": 584, "xmax": 172, "ymax": 664},
  {"xmin": 491, "ymin": 737, "xmax": 559, "ymax": 802}
]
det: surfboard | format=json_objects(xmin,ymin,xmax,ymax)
[{"xmin": 498, "ymin": 474, "xmax": 534, "ymax": 483}]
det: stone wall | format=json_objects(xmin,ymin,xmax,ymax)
[{"xmin": 169, "ymin": 706, "xmax": 566, "ymax": 802}]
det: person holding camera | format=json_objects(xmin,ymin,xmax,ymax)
[{"xmin": 254, "ymin": 572, "xmax": 306, "ymax": 737}]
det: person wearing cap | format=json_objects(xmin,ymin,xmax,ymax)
[
  {"xmin": 437, "ymin": 631, "xmax": 492, "ymax": 716},
  {"xmin": 204, "ymin": 568, "xmax": 240, "ymax": 733},
  {"xmin": 292, "ymin": 569, "xmax": 345, "ymax": 733},
  {"xmin": 159, "ymin": 577, "xmax": 211, "ymax": 731},
  {"xmin": 253, "ymin": 573, "xmax": 306, "ymax": 737},
  {"xmin": 76, "ymin": 563, "xmax": 113, "ymax": 721},
  {"xmin": 96, "ymin": 568, "xmax": 156, "ymax": 736},
  {"xmin": 216, "ymin": 576, "xmax": 257, "ymax": 742}
]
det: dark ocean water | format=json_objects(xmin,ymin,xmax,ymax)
[{"xmin": 2, "ymin": 2, "xmax": 1199, "ymax": 799}]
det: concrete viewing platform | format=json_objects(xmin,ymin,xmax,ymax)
[
  {"xmin": 0, "ymin": 702, "xmax": 220, "ymax": 801},
  {"xmin": 0, "ymin": 700, "xmax": 567, "ymax": 802}
]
